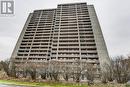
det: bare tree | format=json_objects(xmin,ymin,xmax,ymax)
[
  {"xmin": 0, "ymin": 61, "xmax": 3, "ymax": 71},
  {"xmin": 101, "ymin": 56, "xmax": 130, "ymax": 84},
  {"xmin": 40, "ymin": 68, "xmax": 47, "ymax": 80},
  {"xmin": 0, "ymin": 60, "xmax": 13, "ymax": 77},
  {"xmin": 102, "ymin": 59, "xmax": 114, "ymax": 83},
  {"xmin": 72, "ymin": 59, "xmax": 83, "ymax": 83},
  {"xmin": 26, "ymin": 62, "xmax": 37, "ymax": 80},
  {"xmin": 113, "ymin": 56, "xmax": 129, "ymax": 83},
  {"xmin": 61, "ymin": 62, "xmax": 72, "ymax": 81},
  {"xmin": 39, "ymin": 62, "xmax": 48, "ymax": 80},
  {"xmin": 49, "ymin": 60, "xmax": 60, "ymax": 81},
  {"xmin": 84, "ymin": 63, "xmax": 95, "ymax": 85},
  {"xmin": 18, "ymin": 62, "xmax": 29, "ymax": 78},
  {"xmin": 127, "ymin": 56, "xmax": 130, "ymax": 80}
]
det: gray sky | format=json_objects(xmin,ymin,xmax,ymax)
[{"xmin": 0, "ymin": 0, "xmax": 130, "ymax": 60}]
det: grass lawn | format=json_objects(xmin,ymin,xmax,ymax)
[
  {"xmin": 0, "ymin": 79, "xmax": 128, "ymax": 87},
  {"xmin": 0, "ymin": 80, "xmax": 87, "ymax": 87}
]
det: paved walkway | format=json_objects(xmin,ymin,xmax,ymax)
[{"xmin": 0, "ymin": 84, "xmax": 27, "ymax": 87}]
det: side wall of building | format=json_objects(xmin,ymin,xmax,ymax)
[
  {"xmin": 9, "ymin": 13, "xmax": 33, "ymax": 68},
  {"xmin": 88, "ymin": 5, "xmax": 110, "ymax": 70}
]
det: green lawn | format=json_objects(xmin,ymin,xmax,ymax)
[
  {"xmin": 0, "ymin": 80, "xmax": 128, "ymax": 87},
  {"xmin": 0, "ymin": 80, "xmax": 87, "ymax": 87}
]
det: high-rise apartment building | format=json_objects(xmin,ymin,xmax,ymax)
[{"xmin": 10, "ymin": 3, "xmax": 110, "ymax": 79}]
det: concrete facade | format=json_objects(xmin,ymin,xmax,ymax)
[{"xmin": 10, "ymin": 3, "xmax": 110, "ymax": 78}]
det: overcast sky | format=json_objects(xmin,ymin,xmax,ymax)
[{"xmin": 0, "ymin": 0, "xmax": 130, "ymax": 60}]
